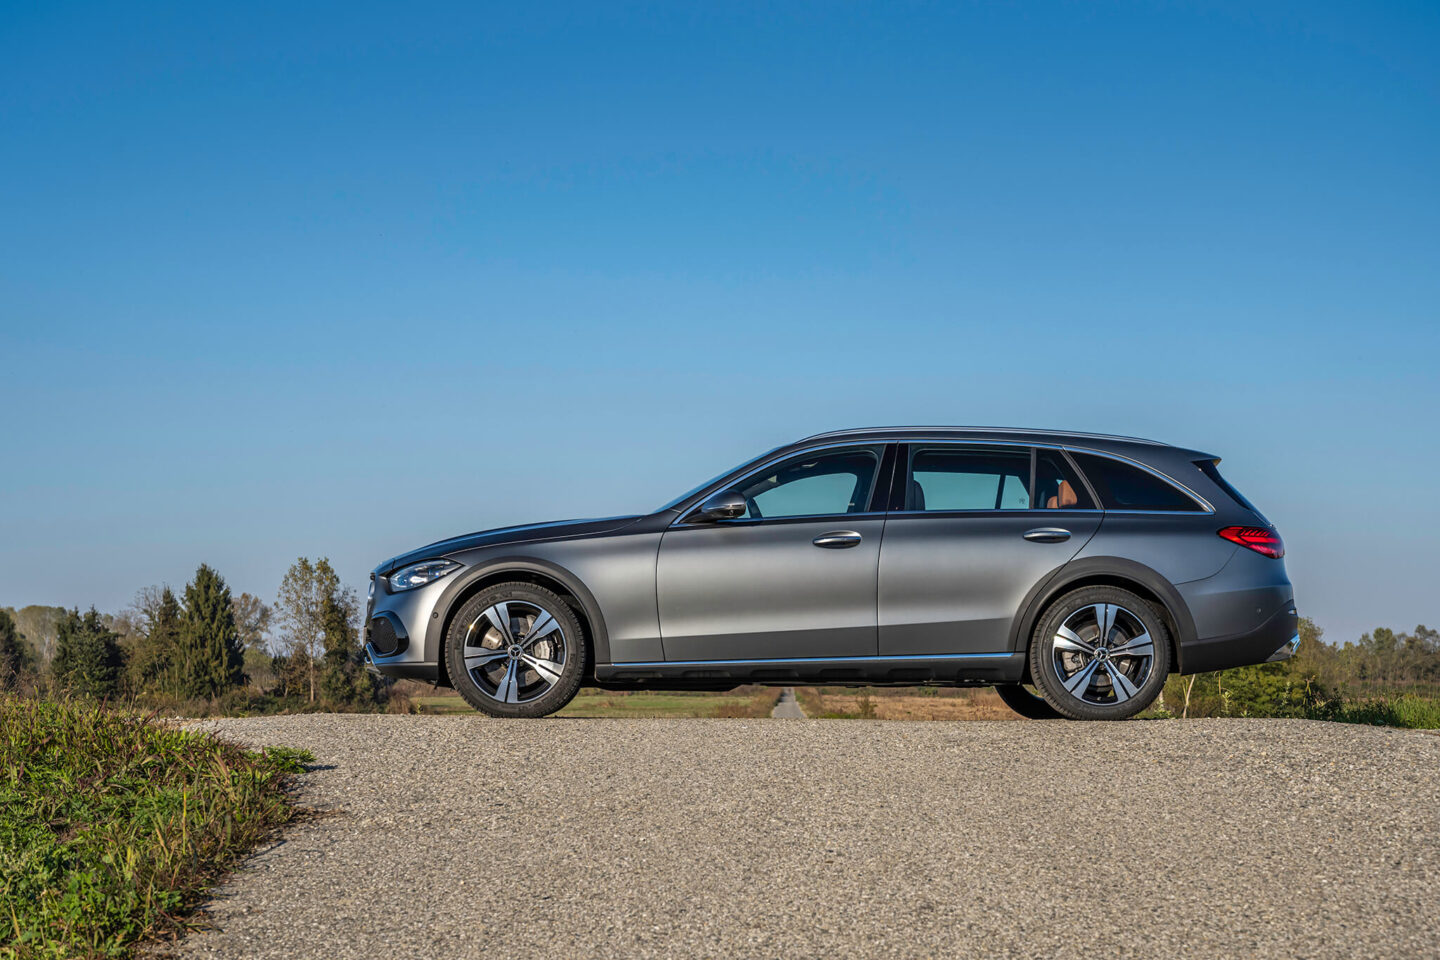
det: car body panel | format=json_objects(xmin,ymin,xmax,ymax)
[
  {"xmin": 656, "ymin": 516, "xmax": 886, "ymax": 661},
  {"xmin": 878, "ymin": 511, "xmax": 1101, "ymax": 656}
]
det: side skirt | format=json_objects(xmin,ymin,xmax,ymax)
[{"xmin": 594, "ymin": 653, "xmax": 1026, "ymax": 686}]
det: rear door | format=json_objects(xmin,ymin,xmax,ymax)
[
  {"xmin": 878, "ymin": 444, "xmax": 1101, "ymax": 656},
  {"xmin": 657, "ymin": 445, "xmax": 889, "ymax": 662}
]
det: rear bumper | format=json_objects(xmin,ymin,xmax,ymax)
[{"xmin": 1177, "ymin": 603, "xmax": 1299, "ymax": 675}]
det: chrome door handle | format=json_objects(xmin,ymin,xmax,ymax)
[
  {"xmin": 1023, "ymin": 527, "xmax": 1072, "ymax": 543},
  {"xmin": 813, "ymin": 531, "xmax": 863, "ymax": 548}
]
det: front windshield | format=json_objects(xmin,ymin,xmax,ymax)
[{"xmin": 654, "ymin": 446, "xmax": 783, "ymax": 512}]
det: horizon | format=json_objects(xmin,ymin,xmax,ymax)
[{"xmin": 3, "ymin": 1, "xmax": 1438, "ymax": 647}]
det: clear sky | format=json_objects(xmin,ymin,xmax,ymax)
[{"xmin": 2, "ymin": 1, "xmax": 1436, "ymax": 647}]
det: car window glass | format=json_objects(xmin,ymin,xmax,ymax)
[
  {"xmin": 1070, "ymin": 452, "xmax": 1202, "ymax": 511},
  {"xmin": 735, "ymin": 449, "xmax": 879, "ymax": 519},
  {"xmin": 1035, "ymin": 451, "xmax": 1095, "ymax": 510},
  {"xmin": 910, "ymin": 449, "xmax": 1031, "ymax": 511}
]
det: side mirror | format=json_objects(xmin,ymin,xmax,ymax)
[{"xmin": 692, "ymin": 491, "xmax": 747, "ymax": 522}]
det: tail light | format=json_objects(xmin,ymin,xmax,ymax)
[{"xmin": 1218, "ymin": 525, "xmax": 1284, "ymax": 559}]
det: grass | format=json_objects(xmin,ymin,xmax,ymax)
[
  {"xmin": 412, "ymin": 687, "xmax": 783, "ymax": 718},
  {"xmin": 1311, "ymin": 695, "xmax": 1440, "ymax": 730},
  {"xmin": 0, "ymin": 696, "xmax": 312, "ymax": 959}
]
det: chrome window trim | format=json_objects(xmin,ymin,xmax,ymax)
[
  {"xmin": 1061, "ymin": 445, "xmax": 1215, "ymax": 514},
  {"xmin": 668, "ymin": 436, "xmax": 1213, "ymax": 523},
  {"xmin": 616, "ymin": 652, "xmax": 1014, "ymax": 667},
  {"xmin": 668, "ymin": 441, "xmax": 888, "ymax": 528}
]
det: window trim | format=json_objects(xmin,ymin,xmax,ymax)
[
  {"xmin": 904, "ymin": 444, "xmax": 1037, "ymax": 513},
  {"xmin": 670, "ymin": 442, "xmax": 889, "ymax": 527},
  {"xmin": 1067, "ymin": 449, "xmax": 1214, "ymax": 515},
  {"xmin": 669, "ymin": 437, "xmax": 1213, "ymax": 524}
]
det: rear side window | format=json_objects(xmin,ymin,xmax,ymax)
[
  {"xmin": 1035, "ymin": 451, "xmax": 1095, "ymax": 510},
  {"xmin": 1070, "ymin": 452, "xmax": 1203, "ymax": 512},
  {"xmin": 1196, "ymin": 459, "xmax": 1266, "ymax": 521},
  {"xmin": 909, "ymin": 449, "xmax": 1031, "ymax": 511}
]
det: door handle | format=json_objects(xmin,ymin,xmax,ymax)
[
  {"xmin": 813, "ymin": 531, "xmax": 863, "ymax": 548},
  {"xmin": 1023, "ymin": 527, "xmax": 1072, "ymax": 543}
]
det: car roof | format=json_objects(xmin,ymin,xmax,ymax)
[{"xmin": 793, "ymin": 426, "xmax": 1213, "ymax": 459}]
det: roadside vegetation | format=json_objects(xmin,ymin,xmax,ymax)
[
  {"xmin": 0, "ymin": 696, "xmax": 311, "ymax": 959},
  {"xmin": 1, "ymin": 556, "xmax": 390, "ymax": 716}
]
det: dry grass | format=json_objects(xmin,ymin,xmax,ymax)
[{"xmin": 798, "ymin": 687, "xmax": 1021, "ymax": 720}]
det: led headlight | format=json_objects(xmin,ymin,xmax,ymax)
[{"xmin": 388, "ymin": 559, "xmax": 461, "ymax": 592}]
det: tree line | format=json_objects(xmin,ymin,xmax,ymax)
[{"xmin": 0, "ymin": 557, "xmax": 381, "ymax": 710}]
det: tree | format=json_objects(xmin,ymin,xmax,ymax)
[
  {"xmin": 275, "ymin": 557, "xmax": 353, "ymax": 703},
  {"xmin": 0, "ymin": 609, "xmax": 33, "ymax": 690},
  {"xmin": 125, "ymin": 586, "xmax": 184, "ymax": 696},
  {"xmin": 52, "ymin": 607, "xmax": 123, "ymax": 698},
  {"xmin": 319, "ymin": 591, "xmax": 379, "ymax": 706},
  {"xmin": 176, "ymin": 564, "xmax": 244, "ymax": 698}
]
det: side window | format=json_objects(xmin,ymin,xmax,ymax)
[
  {"xmin": 909, "ymin": 448, "xmax": 1031, "ymax": 511},
  {"xmin": 735, "ymin": 449, "xmax": 879, "ymax": 519},
  {"xmin": 1070, "ymin": 452, "xmax": 1203, "ymax": 512},
  {"xmin": 1035, "ymin": 451, "xmax": 1095, "ymax": 510}
]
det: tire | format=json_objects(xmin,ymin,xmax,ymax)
[
  {"xmin": 994, "ymin": 684, "xmax": 1063, "ymax": 720},
  {"xmin": 445, "ymin": 582, "xmax": 587, "ymax": 718},
  {"xmin": 1028, "ymin": 586, "xmax": 1171, "ymax": 721}
]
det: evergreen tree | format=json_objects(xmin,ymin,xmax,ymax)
[
  {"xmin": 0, "ymin": 608, "xmax": 31, "ymax": 690},
  {"xmin": 177, "ymin": 564, "xmax": 244, "ymax": 698},
  {"xmin": 51, "ymin": 607, "xmax": 123, "ymax": 698},
  {"xmin": 126, "ymin": 586, "xmax": 184, "ymax": 695},
  {"xmin": 318, "ymin": 590, "xmax": 381, "ymax": 706}
]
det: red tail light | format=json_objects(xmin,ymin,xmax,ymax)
[{"xmin": 1218, "ymin": 525, "xmax": 1285, "ymax": 559}]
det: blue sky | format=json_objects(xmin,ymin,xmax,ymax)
[{"xmin": 1, "ymin": 1, "xmax": 1436, "ymax": 646}]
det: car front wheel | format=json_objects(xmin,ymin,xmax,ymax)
[
  {"xmin": 445, "ymin": 582, "xmax": 587, "ymax": 718},
  {"xmin": 1028, "ymin": 586, "xmax": 1171, "ymax": 721}
]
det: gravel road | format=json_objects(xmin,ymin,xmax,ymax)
[{"xmin": 175, "ymin": 716, "xmax": 1440, "ymax": 960}]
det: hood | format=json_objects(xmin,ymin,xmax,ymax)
[{"xmin": 379, "ymin": 515, "xmax": 642, "ymax": 573}]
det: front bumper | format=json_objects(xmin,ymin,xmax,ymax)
[{"xmin": 362, "ymin": 569, "xmax": 452, "ymax": 684}]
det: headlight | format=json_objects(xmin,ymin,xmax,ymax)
[{"xmin": 388, "ymin": 559, "xmax": 461, "ymax": 592}]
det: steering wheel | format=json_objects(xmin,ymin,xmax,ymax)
[{"xmin": 744, "ymin": 495, "xmax": 763, "ymax": 519}]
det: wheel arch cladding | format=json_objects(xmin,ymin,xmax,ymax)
[
  {"xmin": 426, "ymin": 558, "xmax": 610, "ymax": 688},
  {"xmin": 1008, "ymin": 557, "xmax": 1196, "ymax": 678}
]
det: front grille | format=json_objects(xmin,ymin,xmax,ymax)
[{"xmin": 368, "ymin": 615, "xmax": 407, "ymax": 657}]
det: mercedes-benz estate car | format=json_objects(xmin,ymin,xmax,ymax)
[{"xmin": 365, "ymin": 427, "xmax": 1297, "ymax": 720}]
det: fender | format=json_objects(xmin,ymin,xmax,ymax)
[
  {"xmin": 422, "ymin": 555, "xmax": 613, "ymax": 668},
  {"xmin": 1007, "ymin": 556, "xmax": 1199, "ymax": 671}
]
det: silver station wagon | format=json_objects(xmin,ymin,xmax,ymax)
[{"xmin": 365, "ymin": 427, "xmax": 1297, "ymax": 720}]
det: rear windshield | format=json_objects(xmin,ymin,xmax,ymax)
[
  {"xmin": 1196, "ymin": 459, "xmax": 1266, "ymax": 521},
  {"xmin": 1070, "ymin": 452, "xmax": 1204, "ymax": 512}
]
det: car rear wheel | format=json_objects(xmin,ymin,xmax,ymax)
[
  {"xmin": 445, "ymin": 582, "xmax": 587, "ymax": 718},
  {"xmin": 994, "ymin": 683, "xmax": 1063, "ymax": 720},
  {"xmin": 1028, "ymin": 586, "xmax": 1171, "ymax": 720}
]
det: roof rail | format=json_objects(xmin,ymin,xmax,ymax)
[{"xmin": 797, "ymin": 426, "xmax": 1167, "ymax": 446}]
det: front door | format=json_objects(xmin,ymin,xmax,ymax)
[
  {"xmin": 657, "ymin": 445, "xmax": 887, "ymax": 662},
  {"xmin": 878, "ymin": 445, "xmax": 1102, "ymax": 656}
]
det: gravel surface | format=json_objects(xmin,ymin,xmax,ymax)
[{"xmin": 173, "ymin": 716, "xmax": 1440, "ymax": 959}]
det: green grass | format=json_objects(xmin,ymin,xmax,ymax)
[
  {"xmin": 0, "ymin": 696, "xmax": 311, "ymax": 959},
  {"xmin": 1311, "ymin": 695, "xmax": 1440, "ymax": 729},
  {"xmin": 412, "ymin": 687, "xmax": 780, "ymax": 718}
]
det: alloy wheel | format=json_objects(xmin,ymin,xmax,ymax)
[
  {"xmin": 461, "ymin": 600, "xmax": 568, "ymax": 704},
  {"xmin": 1050, "ymin": 603, "xmax": 1155, "ymax": 706}
]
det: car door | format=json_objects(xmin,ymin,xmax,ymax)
[
  {"xmin": 878, "ymin": 444, "xmax": 1102, "ymax": 656},
  {"xmin": 657, "ymin": 445, "xmax": 889, "ymax": 662}
]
